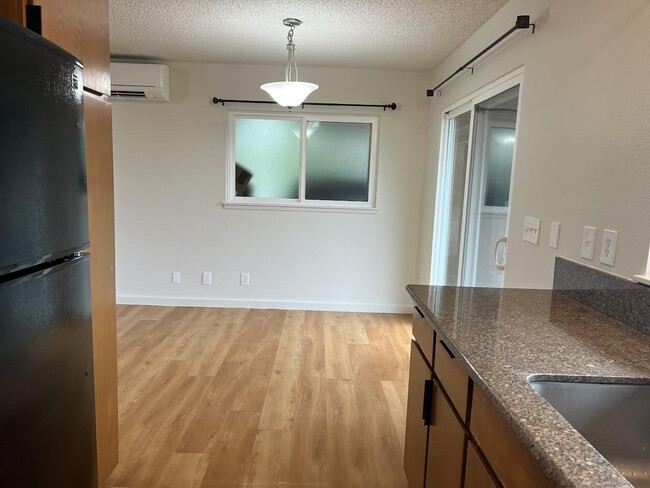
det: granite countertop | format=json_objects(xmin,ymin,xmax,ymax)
[{"xmin": 406, "ymin": 284, "xmax": 650, "ymax": 488}]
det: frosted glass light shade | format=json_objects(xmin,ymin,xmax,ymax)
[{"xmin": 261, "ymin": 81, "xmax": 319, "ymax": 107}]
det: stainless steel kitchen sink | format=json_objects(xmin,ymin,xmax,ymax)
[{"xmin": 529, "ymin": 379, "xmax": 650, "ymax": 488}]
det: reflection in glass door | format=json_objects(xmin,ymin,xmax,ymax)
[
  {"xmin": 431, "ymin": 79, "xmax": 521, "ymax": 288},
  {"xmin": 433, "ymin": 109, "xmax": 471, "ymax": 286}
]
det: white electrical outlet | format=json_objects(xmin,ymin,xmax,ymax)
[
  {"xmin": 523, "ymin": 216, "xmax": 541, "ymax": 245},
  {"xmin": 202, "ymin": 271, "xmax": 212, "ymax": 285},
  {"xmin": 240, "ymin": 273, "xmax": 250, "ymax": 286},
  {"xmin": 599, "ymin": 229, "xmax": 618, "ymax": 267},
  {"xmin": 549, "ymin": 221, "xmax": 561, "ymax": 249},
  {"xmin": 172, "ymin": 271, "xmax": 181, "ymax": 284},
  {"xmin": 581, "ymin": 227, "xmax": 597, "ymax": 260}
]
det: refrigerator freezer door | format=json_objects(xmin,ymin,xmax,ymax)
[
  {"xmin": 0, "ymin": 255, "xmax": 97, "ymax": 487},
  {"xmin": 0, "ymin": 18, "xmax": 89, "ymax": 275}
]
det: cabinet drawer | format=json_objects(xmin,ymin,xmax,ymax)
[
  {"xmin": 465, "ymin": 441, "xmax": 498, "ymax": 488},
  {"xmin": 471, "ymin": 386, "xmax": 553, "ymax": 488},
  {"xmin": 412, "ymin": 307, "xmax": 434, "ymax": 366},
  {"xmin": 434, "ymin": 338, "xmax": 469, "ymax": 419}
]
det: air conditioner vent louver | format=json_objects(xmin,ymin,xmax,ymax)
[
  {"xmin": 111, "ymin": 90, "xmax": 146, "ymax": 98},
  {"xmin": 110, "ymin": 62, "xmax": 170, "ymax": 102}
]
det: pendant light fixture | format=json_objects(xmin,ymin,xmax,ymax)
[{"xmin": 261, "ymin": 18, "xmax": 318, "ymax": 107}]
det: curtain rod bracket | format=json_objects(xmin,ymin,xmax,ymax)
[{"xmin": 426, "ymin": 15, "xmax": 535, "ymax": 98}]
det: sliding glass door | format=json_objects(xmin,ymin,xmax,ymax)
[
  {"xmin": 431, "ymin": 75, "xmax": 522, "ymax": 287},
  {"xmin": 432, "ymin": 107, "xmax": 472, "ymax": 286}
]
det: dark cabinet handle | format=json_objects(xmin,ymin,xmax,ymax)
[
  {"xmin": 26, "ymin": 5, "xmax": 42, "ymax": 34},
  {"xmin": 440, "ymin": 339, "xmax": 455, "ymax": 359},
  {"xmin": 414, "ymin": 305, "xmax": 424, "ymax": 318},
  {"xmin": 422, "ymin": 379, "xmax": 435, "ymax": 425}
]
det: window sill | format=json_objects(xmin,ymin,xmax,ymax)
[{"xmin": 222, "ymin": 202, "xmax": 378, "ymax": 214}]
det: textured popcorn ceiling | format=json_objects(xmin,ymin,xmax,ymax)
[{"xmin": 109, "ymin": 0, "xmax": 508, "ymax": 70}]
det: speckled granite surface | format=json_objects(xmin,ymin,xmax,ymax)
[
  {"xmin": 405, "ymin": 285, "xmax": 650, "ymax": 488},
  {"xmin": 554, "ymin": 258, "xmax": 650, "ymax": 336}
]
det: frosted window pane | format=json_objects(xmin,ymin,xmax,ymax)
[
  {"xmin": 484, "ymin": 127, "xmax": 515, "ymax": 207},
  {"xmin": 235, "ymin": 118, "xmax": 300, "ymax": 199},
  {"xmin": 305, "ymin": 121, "xmax": 371, "ymax": 202}
]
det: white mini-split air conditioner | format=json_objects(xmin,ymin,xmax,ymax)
[{"xmin": 110, "ymin": 62, "xmax": 170, "ymax": 102}]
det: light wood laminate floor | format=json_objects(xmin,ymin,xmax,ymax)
[{"xmin": 106, "ymin": 306, "xmax": 412, "ymax": 488}]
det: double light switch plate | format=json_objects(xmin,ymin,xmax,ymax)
[{"xmin": 523, "ymin": 216, "xmax": 541, "ymax": 245}]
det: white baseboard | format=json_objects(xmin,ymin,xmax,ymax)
[{"xmin": 116, "ymin": 295, "xmax": 413, "ymax": 314}]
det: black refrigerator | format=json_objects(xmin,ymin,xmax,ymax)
[{"xmin": 0, "ymin": 17, "xmax": 97, "ymax": 487}]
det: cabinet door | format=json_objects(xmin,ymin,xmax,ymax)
[
  {"xmin": 404, "ymin": 341, "xmax": 433, "ymax": 488},
  {"xmin": 471, "ymin": 386, "xmax": 553, "ymax": 488},
  {"xmin": 32, "ymin": 0, "xmax": 110, "ymax": 95},
  {"xmin": 425, "ymin": 381, "xmax": 466, "ymax": 488},
  {"xmin": 0, "ymin": 1, "xmax": 28, "ymax": 25},
  {"xmin": 84, "ymin": 92, "xmax": 118, "ymax": 485},
  {"xmin": 465, "ymin": 441, "xmax": 498, "ymax": 488}
]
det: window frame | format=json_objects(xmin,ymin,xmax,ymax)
[{"xmin": 225, "ymin": 111, "xmax": 380, "ymax": 212}]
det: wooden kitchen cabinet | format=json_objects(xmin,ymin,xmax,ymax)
[
  {"xmin": 405, "ymin": 308, "xmax": 466, "ymax": 488},
  {"xmin": 471, "ymin": 386, "xmax": 553, "ymax": 488},
  {"xmin": 0, "ymin": 0, "xmax": 110, "ymax": 96},
  {"xmin": 84, "ymin": 91, "xmax": 118, "ymax": 486},
  {"xmin": 405, "ymin": 307, "xmax": 554, "ymax": 488},
  {"xmin": 0, "ymin": 1, "xmax": 29, "ymax": 25},
  {"xmin": 434, "ymin": 337, "xmax": 470, "ymax": 420},
  {"xmin": 465, "ymin": 441, "xmax": 498, "ymax": 488},
  {"xmin": 404, "ymin": 340, "xmax": 433, "ymax": 488},
  {"xmin": 425, "ymin": 380, "xmax": 466, "ymax": 488},
  {"xmin": 412, "ymin": 307, "xmax": 434, "ymax": 366}
]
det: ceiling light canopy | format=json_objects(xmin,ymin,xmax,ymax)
[{"xmin": 261, "ymin": 18, "xmax": 318, "ymax": 108}]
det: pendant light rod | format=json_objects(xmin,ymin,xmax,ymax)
[
  {"xmin": 260, "ymin": 18, "xmax": 319, "ymax": 107},
  {"xmin": 212, "ymin": 97, "xmax": 397, "ymax": 111},
  {"xmin": 284, "ymin": 18, "xmax": 301, "ymax": 82},
  {"xmin": 427, "ymin": 15, "xmax": 535, "ymax": 97}
]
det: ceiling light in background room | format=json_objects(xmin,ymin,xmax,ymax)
[{"xmin": 261, "ymin": 18, "xmax": 318, "ymax": 107}]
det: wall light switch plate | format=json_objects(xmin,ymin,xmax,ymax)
[
  {"xmin": 599, "ymin": 229, "xmax": 618, "ymax": 267},
  {"xmin": 202, "ymin": 271, "xmax": 212, "ymax": 285},
  {"xmin": 581, "ymin": 226, "xmax": 597, "ymax": 260},
  {"xmin": 523, "ymin": 216, "xmax": 541, "ymax": 245},
  {"xmin": 240, "ymin": 273, "xmax": 250, "ymax": 286},
  {"xmin": 549, "ymin": 221, "xmax": 561, "ymax": 249},
  {"xmin": 172, "ymin": 271, "xmax": 181, "ymax": 284}
]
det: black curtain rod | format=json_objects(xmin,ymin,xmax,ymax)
[
  {"xmin": 212, "ymin": 97, "xmax": 397, "ymax": 111},
  {"xmin": 427, "ymin": 15, "xmax": 535, "ymax": 97}
]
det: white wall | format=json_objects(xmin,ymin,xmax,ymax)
[
  {"xmin": 112, "ymin": 62, "xmax": 431, "ymax": 312},
  {"xmin": 419, "ymin": 0, "xmax": 650, "ymax": 288}
]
